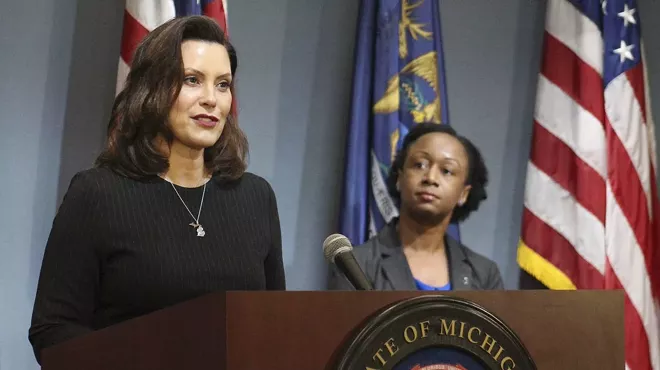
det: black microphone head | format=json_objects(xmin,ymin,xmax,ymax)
[{"xmin": 323, "ymin": 233, "xmax": 352, "ymax": 263}]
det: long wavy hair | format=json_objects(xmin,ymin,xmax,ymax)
[{"xmin": 95, "ymin": 15, "xmax": 248, "ymax": 181}]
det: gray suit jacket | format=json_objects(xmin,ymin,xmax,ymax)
[{"xmin": 327, "ymin": 221, "xmax": 504, "ymax": 291}]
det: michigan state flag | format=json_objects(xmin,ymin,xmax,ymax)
[{"xmin": 339, "ymin": 0, "xmax": 459, "ymax": 245}]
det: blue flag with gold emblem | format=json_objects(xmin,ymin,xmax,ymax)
[{"xmin": 339, "ymin": 0, "xmax": 460, "ymax": 245}]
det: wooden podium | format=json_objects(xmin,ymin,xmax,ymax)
[{"xmin": 41, "ymin": 290, "xmax": 623, "ymax": 370}]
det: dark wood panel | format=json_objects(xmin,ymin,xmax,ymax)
[
  {"xmin": 225, "ymin": 290, "xmax": 623, "ymax": 370},
  {"xmin": 43, "ymin": 290, "xmax": 623, "ymax": 370}
]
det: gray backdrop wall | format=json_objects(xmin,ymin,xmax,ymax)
[{"xmin": 1, "ymin": 0, "xmax": 659, "ymax": 368}]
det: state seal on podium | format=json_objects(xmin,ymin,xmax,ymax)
[{"xmin": 334, "ymin": 295, "xmax": 537, "ymax": 370}]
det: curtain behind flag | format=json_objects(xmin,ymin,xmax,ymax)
[
  {"xmin": 517, "ymin": 0, "xmax": 660, "ymax": 369},
  {"xmin": 116, "ymin": 0, "xmax": 229, "ymax": 95},
  {"xmin": 339, "ymin": 0, "xmax": 458, "ymax": 245}
]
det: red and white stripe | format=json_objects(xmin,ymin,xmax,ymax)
[
  {"xmin": 521, "ymin": 0, "xmax": 660, "ymax": 369},
  {"xmin": 116, "ymin": 0, "xmax": 229, "ymax": 94}
]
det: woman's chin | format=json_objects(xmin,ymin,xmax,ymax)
[
  {"xmin": 180, "ymin": 133, "xmax": 223, "ymax": 150},
  {"xmin": 405, "ymin": 205, "xmax": 448, "ymax": 226},
  {"xmin": 195, "ymin": 139, "xmax": 220, "ymax": 149}
]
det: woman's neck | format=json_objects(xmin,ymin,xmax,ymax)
[
  {"xmin": 161, "ymin": 141, "xmax": 209, "ymax": 188},
  {"xmin": 398, "ymin": 213, "xmax": 449, "ymax": 253}
]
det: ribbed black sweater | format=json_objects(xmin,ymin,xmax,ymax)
[{"xmin": 28, "ymin": 167, "xmax": 285, "ymax": 363}]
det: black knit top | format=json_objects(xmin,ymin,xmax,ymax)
[{"xmin": 28, "ymin": 167, "xmax": 285, "ymax": 362}]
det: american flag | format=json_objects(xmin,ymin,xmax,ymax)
[
  {"xmin": 116, "ymin": 0, "xmax": 229, "ymax": 94},
  {"xmin": 517, "ymin": 0, "xmax": 660, "ymax": 368}
]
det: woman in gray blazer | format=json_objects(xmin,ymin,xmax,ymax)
[{"xmin": 329, "ymin": 123, "xmax": 503, "ymax": 291}]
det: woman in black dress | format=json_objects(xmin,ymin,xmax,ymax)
[{"xmin": 29, "ymin": 15, "xmax": 285, "ymax": 363}]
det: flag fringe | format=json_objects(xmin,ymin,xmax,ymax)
[{"xmin": 517, "ymin": 240, "xmax": 577, "ymax": 290}]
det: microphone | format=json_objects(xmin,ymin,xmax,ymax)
[{"xmin": 323, "ymin": 234, "xmax": 373, "ymax": 291}]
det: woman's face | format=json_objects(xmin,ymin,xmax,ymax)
[
  {"xmin": 168, "ymin": 40, "xmax": 233, "ymax": 151},
  {"xmin": 397, "ymin": 132, "xmax": 472, "ymax": 224}
]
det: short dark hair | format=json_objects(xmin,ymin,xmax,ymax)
[
  {"xmin": 95, "ymin": 15, "xmax": 248, "ymax": 181},
  {"xmin": 386, "ymin": 123, "xmax": 488, "ymax": 223}
]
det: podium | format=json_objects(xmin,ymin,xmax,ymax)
[{"xmin": 41, "ymin": 290, "xmax": 623, "ymax": 370}]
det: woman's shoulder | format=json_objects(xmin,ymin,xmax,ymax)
[
  {"xmin": 353, "ymin": 237, "xmax": 380, "ymax": 260},
  {"xmin": 212, "ymin": 171, "xmax": 275, "ymax": 197},
  {"xmin": 66, "ymin": 167, "xmax": 144, "ymax": 194},
  {"xmin": 64, "ymin": 167, "xmax": 164, "ymax": 208},
  {"xmin": 238, "ymin": 172, "xmax": 273, "ymax": 190},
  {"xmin": 349, "ymin": 220, "xmax": 403, "ymax": 264},
  {"xmin": 55, "ymin": 167, "xmax": 125, "ymax": 214},
  {"xmin": 459, "ymin": 243, "xmax": 498, "ymax": 268},
  {"xmin": 351, "ymin": 226, "xmax": 395, "ymax": 264},
  {"xmin": 64, "ymin": 167, "xmax": 121, "ymax": 194},
  {"xmin": 453, "ymin": 240, "xmax": 504, "ymax": 289},
  {"xmin": 69, "ymin": 166, "xmax": 122, "ymax": 183}
]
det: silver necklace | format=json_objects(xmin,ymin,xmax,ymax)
[{"xmin": 165, "ymin": 179, "xmax": 207, "ymax": 237}]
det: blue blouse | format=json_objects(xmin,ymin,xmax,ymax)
[{"xmin": 414, "ymin": 278, "xmax": 451, "ymax": 291}]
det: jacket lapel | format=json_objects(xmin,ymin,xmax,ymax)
[
  {"xmin": 375, "ymin": 220, "xmax": 476, "ymax": 291},
  {"xmin": 381, "ymin": 248, "xmax": 417, "ymax": 290},
  {"xmin": 377, "ymin": 222, "xmax": 417, "ymax": 290},
  {"xmin": 446, "ymin": 236, "xmax": 472, "ymax": 290}
]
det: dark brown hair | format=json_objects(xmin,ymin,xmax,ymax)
[{"xmin": 95, "ymin": 15, "xmax": 248, "ymax": 181}]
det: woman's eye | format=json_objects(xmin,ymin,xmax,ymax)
[{"xmin": 184, "ymin": 76, "xmax": 199, "ymax": 84}]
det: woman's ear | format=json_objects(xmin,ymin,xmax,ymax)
[{"xmin": 458, "ymin": 185, "xmax": 472, "ymax": 206}]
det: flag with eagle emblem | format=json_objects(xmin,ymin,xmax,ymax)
[{"xmin": 339, "ymin": 0, "xmax": 456, "ymax": 245}]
